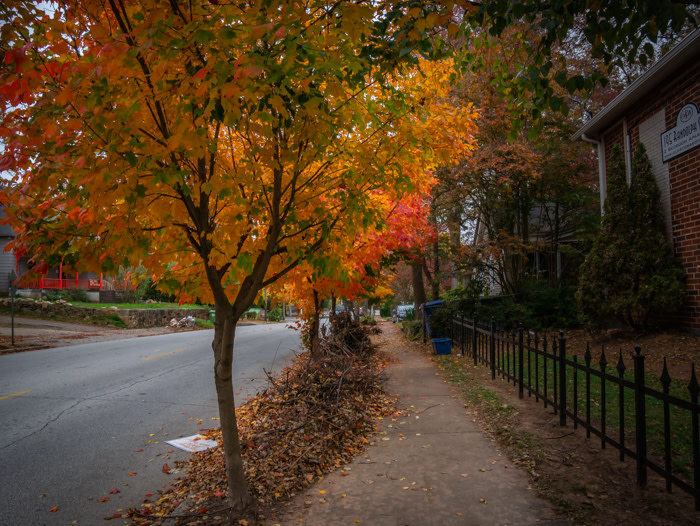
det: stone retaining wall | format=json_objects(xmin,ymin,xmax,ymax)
[{"xmin": 0, "ymin": 298, "xmax": 210, "ymax": 328}]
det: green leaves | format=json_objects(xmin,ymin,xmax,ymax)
[
  {"xmin": 577, "ymin": 144, "xmax": 685, "ymax": 329},
  {"xmin": 193, "ymin": 29, "xmax": 215, "ymax": 43},
  {"xmin": 236, "ymin": 253, "xmax": 254, "ymax": 274},
  {"xmin": 462, "ymin": 0, "xmax": 696, "ymax": 131}
]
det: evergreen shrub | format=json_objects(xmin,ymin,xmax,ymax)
[{"xmin": 577, "ymin": 144, "xmax": 685, "ymax": 329}]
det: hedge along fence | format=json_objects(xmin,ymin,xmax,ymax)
[{"xmin": 450, "ymin": 315, "xmax": 700, "ymax": 511}]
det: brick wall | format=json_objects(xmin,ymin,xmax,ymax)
[{"xmin": 600, "ymin": 63, "xmax": 700, "ymax": 331}]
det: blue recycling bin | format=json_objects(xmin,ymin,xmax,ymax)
[{"xmin": 431, "ymin": 338, "xmax": 452, "ymax": 355}]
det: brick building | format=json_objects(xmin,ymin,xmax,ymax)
[{"xmin": 573, "ymin": 28, "xmax": 700, "ymax": 331}]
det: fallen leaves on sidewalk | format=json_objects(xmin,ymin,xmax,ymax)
[{"xmin": 127, "ymin": 316, "xmax": 397, "ymax": 525}]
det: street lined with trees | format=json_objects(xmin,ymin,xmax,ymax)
[{"xmin": 2, "ymin": 0, "xmax": 698, "ymax": 512}]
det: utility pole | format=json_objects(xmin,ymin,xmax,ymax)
[
  {"xmin": 9, "ymin": 270, "xmax": 17, "ymax": 345},
  {"xmin": 263, "ymin": 289, "xmax": 268, "ymax": 322}
]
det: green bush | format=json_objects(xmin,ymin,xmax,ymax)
[
  {"xmin": 139, "ymin": 277, "xmax": 176, "ymax": 303},
  {"xmin": 44, "ymin": 290, "xmax": 64, "ymax": 302},
  {"xmin": 267, "ymin": 307, "xmax": 283, "ymax": 322},
  {"xmin": 441, "ymin": 284, "xmax": 482, "ymax": 315},
  {"xmin": 63, "ymin": 288, "xmax": 89, "ymax": 303},
  {"xmin": 379, "ymin": 303, "xmax": 392, "ymax": 318},
  {"xmin": 522, "ymin": 284, "xmax": 581, "ymax": 330},
  {"xmin": 435, "ymin": 279, "xmax": 582, "ymax": 332},
  {"xmin": 427, "ymin": 305, "xmax": 452, "ymax": 338},
  {"xmin": 577, "ymin": 144, "xmax": 685, "ymax": 329},
  {"xmin": 244, "ymin": 308, "xmax": 261, "ymax": 320},
  {"xmin": 96, "ymin": 314, "xmax": 127, "ymax": 328},
  {"xmin": 475, "ymin": 296, "xmax": 534, "ymax": 329},
  {"xmin": 402, "ymin": 319, "xmax": 423, "ymax": 340},
  {"xmin": 402, "ymin": 307, "xmax": 416, "ymax": 321},
  {"xmin": 195, "ymin": 318, "xmax": 214, "ymax": 329}
]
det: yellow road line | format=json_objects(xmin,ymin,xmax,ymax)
[
  {"xmin": 144, "ymin": 349, "xmax": 187, "ymax": 361},
  {"xmin": 0, "ymin": 389, "xmax": 33, "ymax": 401}
]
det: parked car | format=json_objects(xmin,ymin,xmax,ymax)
[
  {"xmin": 392, "ymin": 305, "xmax": 414, "ymax": 323},
  {"xmin": 328, "ymin": 304, "xmax": 345, "ymax": 316}
]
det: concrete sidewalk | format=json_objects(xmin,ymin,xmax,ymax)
[{"xmin": 280, "ymin": 344, "xmax": 570, "ymax": 525}]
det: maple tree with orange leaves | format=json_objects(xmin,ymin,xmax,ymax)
[{"xmin": 0, "ymin": 0, "xmax": 476, "ymax": 509}]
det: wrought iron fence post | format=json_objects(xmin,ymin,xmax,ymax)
[
  {"xmin": 472, "ymin": 313, "xmax": 478, "ymax": 366},
  {"xmin": 689, "ymin": 364, "xmax": 699, "ymax": 511},
  {"xmin": 461, "ymin": 314, "xmax": 465, "ymax": 354},
  {"xmin": 490, "ymin": 317, "xmax": 496, "ymax": 380},
  {"xmin": 518, "ymin": 324, "xmax": 524, "ymax": 399},
  {"xmin": 633, "ymin": 346, "xmax": 647, "ymax": 488},
  {"xmin": 559, "ymin": 331, "xmax": 567, "ymax": 427}
]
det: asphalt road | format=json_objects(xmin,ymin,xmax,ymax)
[{"xmin": 0, "ymin": 322, "xmax": 302, "ymax": 526}]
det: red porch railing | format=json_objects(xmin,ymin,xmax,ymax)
[{"xmin": 22, "ymin": 277, "xmax": 135, "ymax": 291}]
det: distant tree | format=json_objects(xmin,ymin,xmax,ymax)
[{"xmin": 577, "ymin": 144, "xmax": 685, "ymax": 329}]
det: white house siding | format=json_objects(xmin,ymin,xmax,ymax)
[
  {"xmin": 638, "ymin": 109, "xmax": 673, "ymax": 239},
  {"xmin": 0, "ymin": 239, "xmax": 15, "ymax": 295}
]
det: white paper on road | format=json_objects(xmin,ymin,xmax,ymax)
[{"xmin": 166, "ymin": 434, "xmax": 218, "ymax": 453}]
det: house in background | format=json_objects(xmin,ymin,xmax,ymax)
[
  {"xmin": 573, "ymin": 28, "xmax": 700, "ymax": 332},
  {"xmin": 0, "ymin": 208, "xmax": 16, "ymax": 295},
  {"xmin": 0, "ymin": 207, "xmax": 135, "ymax": 300}
]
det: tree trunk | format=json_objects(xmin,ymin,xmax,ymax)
[
  {"xmin": 412, "ymin": 260, "xmax": 427, "ymax": 314},
  {"xmin": 211, "ymin": 301, "xmax": 249, "ymax": 510},
  {"xmin": 551, "ymin": 201, "xmax": 561, "ymax": 288},
  {"xmin": 449, "ymin": 203, "xmax": 462, "ymax": 289},
  {"xmin": 309, "ymin": 287, "xmax": 322, "ymax": 360},
  {"xmin": 431, "ymin": 236, "xmax": 440, "ymax": 301}
]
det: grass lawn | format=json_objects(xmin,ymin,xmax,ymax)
[{"xmin": 69, "ymin": 302, "xmax": 207, "ymax": 309}]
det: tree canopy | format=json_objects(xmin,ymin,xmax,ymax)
[
  {"xmin": 459, "ymin": 0, "xmax": 698, "ymax": 126},
  {"xmin": 0, "ymin": 0, "xmax": 476, "ymax": 508},
  {"xmin": 2, "ymin": 0, "xmax": 696, "ymax": 511}
]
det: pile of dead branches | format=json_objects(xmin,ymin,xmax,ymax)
[
  {"xmin": 128, "ymin": 315, "xmax": 397, "ymax": 524},
  {"xmin": 241, "ymin": 312, "xmax": 392, "ymax": 503},
  {"xmin": 321, "ymin": 311, "xmax": 378, "ymax": 356}
]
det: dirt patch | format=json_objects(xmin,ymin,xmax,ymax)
[
  {"xmin": 564, "ymin": 328, "xmax": 700, "ymax": 381},
  {"xmin": 0, "ymin": 314, "xmax": 194, "ymax": 354}
]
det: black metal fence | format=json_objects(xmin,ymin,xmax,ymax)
[{"xmin": 450, "ymin": 315, "xmax": 700, "ymax": 510}]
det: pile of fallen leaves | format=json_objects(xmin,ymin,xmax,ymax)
[{"xmin": 128, "ymin": 314, "xmax": 397, "ymax": 525}]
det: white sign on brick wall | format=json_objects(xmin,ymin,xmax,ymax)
[{"xmin": 661, "ymin": 103, "xmax": 700, "ymax": 162}]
